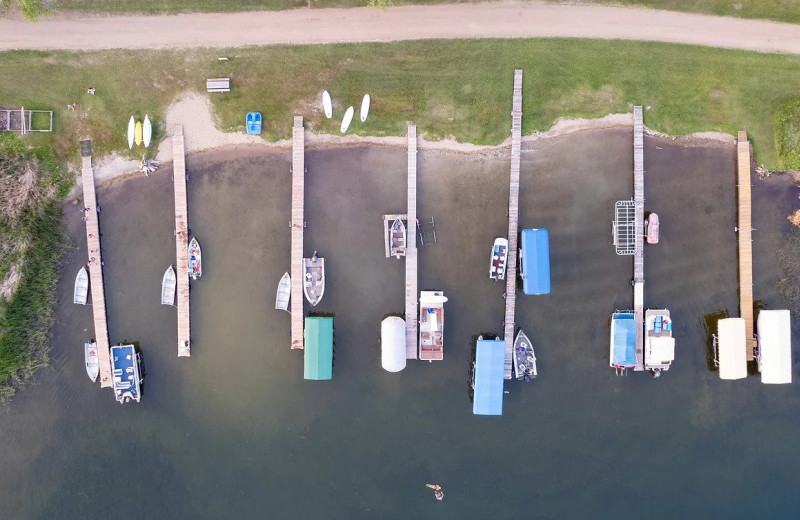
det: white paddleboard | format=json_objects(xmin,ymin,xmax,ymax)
[
  {"xmin": 143, "ymin": 115, "xmax": 152, "ymax": 148},
  {"xmin": 360, "ymin": 94, "xmax": 370, "ymax": 122},
  {"xmin": 322, "ymin": 91, "xmax": 332, "ymax": 119},
  {"xmin": 127, "ymin": 116, "xmax": 135, "ymax": 149},
  {"xmin": 340, "ymin": 106, "xmax": 354, "ymax": 133}
]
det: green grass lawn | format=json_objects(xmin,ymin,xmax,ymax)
[
  {"xmin": 42, "ymin": 0, "xmax": 800, "ymax": 24},
  {"xmin": 2, "ymin": 39, "xmax": 800, "ymax": 168}
]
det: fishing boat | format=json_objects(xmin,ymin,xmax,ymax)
[
  {"xmin": 419, "ymin": 291, "xmax": 447, "ymax": 361},
  {"xmin": 360, "ymin": 94, "xmax": 370, "ymax": 122},
  {"xmin": 85, "ymin": 340, "xmax": 99, "ymax": 383},
  {"xmin": 303, "ymin": 252, "xmax": 325, "ymax": 306},
  {"xmin": 513, "ymin": 329, "xmax": 537, "ymax": 381},
  {"xmin": 489, "ymin": 237, "xmax": 509, "ymax": 280},
  {"xmin": 127, "ymin": 116, "xmax": 135, "ymax": 149},
  {"xmin": 188, "ymin": 237, "xmax": 202, "ymax": 280},
  {"xmin": 646, "ymin": 212, "xmax": 660, "ymax": 244},
  {"xmin": 322, "ymin": 90, "xmax": 333, "ymax": 118},
  {"xmin": 110, "ymin": 344, "xmax": 142, "ymax": 404},
  {"xmin": 143, "ymin": 114, "xmax": 152, "ymax": 147},
  {"xmin": 161, "ymin": 265, "xmax": 176, "ymax": 305},
  {"xmin": 246, "ymin": 112, "xmax": 262, "ymax": 135},
  {"xmin": 134, "ymin": 120, "xmax": 143, "ymax": 146},
  {"xmin": 74, "ymin": 266, "xmax": 89, "ymax": 305},
  {"xmin": 340, "ymin": 106, "xmax": 354, "ymax": 133},
  {"xmin": 275, "ymin": 272, "xmax": 291, "ymax": 311},
  {"xmin": 390, "ymin": 218, "xmax": 406, "ymax": 258},
  {"xmin": 644, "ymin": 309, "xmax": 675, "ymax": 377}
]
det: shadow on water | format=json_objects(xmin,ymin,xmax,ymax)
[{"xmin": 702, "ymin": 310, "xmax": 729, "ymax": 372}]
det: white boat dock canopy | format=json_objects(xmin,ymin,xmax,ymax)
[
  {"xmin": 646, "ymin": 336, "xmax": 675, "ymax": 366},
  {"xmin": 757, "ymin": 310, "xmax": 792, "ymax": 385},
  {"xmin": 717, "ymin": 318, "xmax": 747, "ymax": 380},
  {"xmin": 381, "ymin": 317, "xmax": 406, "ymax": 372}
]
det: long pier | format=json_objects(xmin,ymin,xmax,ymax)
[
  {"xmin": 503, "ymin": 69, "xmax": 523, "ymax": 380},
  {"xmin": 632, "ymin": 106, "xmax": 645, "ymax": 371},
  {"xmin": 79, "ymin": 140, "xmax": 112, "ymax": 388},
  {"xmin": 291, "ymin": 116, "xmax": 305, "ymax": 350},
  {"xmin": 172, "ymin": 127, "xmax": 191, "ymax": 357},
  {"xmin": 405, "ymin": 125, "xmax": 419, "ymax": 359},
  {"xmin": 736, "ymin": 131, "xmax": 755, "ymax": 360}
]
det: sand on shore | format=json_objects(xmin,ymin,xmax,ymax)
[{"xmin": 89, "ymin": 92, "xmax": 734, "ymax": 192}]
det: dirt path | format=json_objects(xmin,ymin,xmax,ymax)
[{"xmin": 2, "ymin": 2, "xmax": 800, "ymax": 53}]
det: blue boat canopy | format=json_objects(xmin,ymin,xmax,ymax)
[
  {"xmin": 521, "ymin": 228, "xmax": 551, "ymax": 295},
  {"xmin": 611, "ymin": 313, "xmax": 636, "ymax": 367},
  {"xmin": 304, "ymin": 317, "xmax": 333, "ymax": 380},
  {"xmin": 473, "ymin": 339, "xmax": 505, "ymax": 416}
]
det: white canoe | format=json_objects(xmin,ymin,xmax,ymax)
[
  {"xmin": 275, "ymin": 272, "xmax": 291, "ymax": 311},
  {"xmin": 360, "ymin": 94, "xmax": 370, "ymax": 122},
  {"xmin": 340, "ymin": 106, "xmax": 354, "ymax": 133},
  {"xmin": 188, "ymin": 237, "xmax": 202, "ymax": 280},
  {"xmin": 85, "ymin": 340, "xmax": 99, "ymax": 383},
  {"xmin": 161, "ymin": 265, "xmax": 176, "ymax": 305},
  {"xmin": 74, "ymin": 266, "xmax": 88, "ymax": 305},
  {"xmin": 322, "ymin": 90, "xmax": 333, "ymax": 119},
  {"xmin": 143, "ymin": 114, "xmax": 152, "ymax": 148},
  {"xmin": 127, "ymin": 116, "xmax": 135, "ymax": 149}
]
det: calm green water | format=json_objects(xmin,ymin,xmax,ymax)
[{"xmin": 1, "ymin": 129, "xmax": 800, "ymax": 519}]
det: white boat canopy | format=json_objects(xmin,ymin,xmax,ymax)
[
  {"xmin": 757, "ymin": 310, "xmax": 792, "ymax": 385},
  {"xmin": 646, "ymin": 336, "xmax": 675, "ymax": 365},
  {"xmin": 381, "ymin": 317, "xmax": 406, "ymax": 372},
  {"xmin": 717, "ymin": 318, "xmax": 747, "ymax": 380}
]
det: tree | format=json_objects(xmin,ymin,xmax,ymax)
[{"xmin": 0, "ymin": 0, "xmax": 46, "ymax": 22}]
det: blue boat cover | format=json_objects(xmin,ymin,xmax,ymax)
[
  {"xmin": 612, "ymin": 313, "xmax": 636, "ymax": 367},
  {"xmin": 521, "ymin": 228, "xmax": 551, "ymax": 295},
  {"xmin": 304, "ymin": 317, "xmax": 333, "ymax": 380},
  {"xmin": 473, "ymin": 339, "xmax": 505, "ymax": 416},
  {"xmin": 246, "ymin": 112, "xmax": 262, "ymax": 135}
]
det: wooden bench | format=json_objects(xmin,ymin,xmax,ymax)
[{"xmin": 206, "ymin": 78, "xmax": 230, "ymax": 93}]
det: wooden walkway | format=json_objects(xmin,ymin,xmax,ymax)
[
  {"xmin": 405, "ymin": 126, "xmax": 419, "ymax": 359},
  {"xmin": 291, "ymin": 116, "xmax": 305, "ymax": 350},
  {"xmin": 172, "ymin": 127, "xmax": 191, "ymax": 357},
  {"xmin": 632, "ymin": 106, "xmax": 645, "ymax": 371},
  {"xmin": 79, "ymin": 140, "xmax": 112, "ymax": 388},
  {"xmin": 736, "ymin": 130, "xmax": 756, "ymax": 360},
  {"xmin": 503, "ymin": 69, "xmax": 523, "ymax": 380}
]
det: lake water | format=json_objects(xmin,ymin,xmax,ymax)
[{"xmin": 1, "ymin": 128, "xmax": 800, "ymax": 519}]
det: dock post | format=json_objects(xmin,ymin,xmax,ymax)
[
  {"xmin": 736, "ymin": 131, "xmax": 756, "ymax": 360},
  {"xmin": 79, "ymin": 140, "xmax": 113, "ymax": 387},
  {"xmin": 172, "ymin": 126, "xmax": 191, "ymax": 357},
  {"xmin": 291, "ymin": 116, "xmax": 306, "ymax": 350},
  {"xmin": 632, "ymin": 106, "xmax": 645, "ymax": 371},
  {"xmin": 405, "ymin": 126, "xmax": 419, "ymax": 359},
  {"xmin": 503, "ymin": 69, "xmax": 523, "ymax": 380}
]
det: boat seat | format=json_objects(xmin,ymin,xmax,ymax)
[{"xmin": 113, "ymin": 368, "xmax": 123, "ymax": 375}]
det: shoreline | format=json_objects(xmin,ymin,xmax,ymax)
[{"xmin": 86, "ymin": 93, "xmax": 734, "ymax": 192}]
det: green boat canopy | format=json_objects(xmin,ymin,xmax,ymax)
[{"xmin": 304, "ymin": 317, "xmax": 333, "ymax": 380}]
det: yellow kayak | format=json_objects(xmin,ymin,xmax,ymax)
[{"xmin": 135, "ymin": 121, "xmax": 143, "ymax": 146}]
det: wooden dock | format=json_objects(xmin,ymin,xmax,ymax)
[
  {"xmin": 632, "ymin": 106, "xmax": 645, "ymax": 371},
  {"xmin": 503, "ymin": 69, "xmax": 523, "ymax": 380},
  {"xmin": 291, "ymin": 116, "xmax": 305, "ymax": 350},
  {"xmin": 736, "ymin": 130, "xmax": 756, "ymax": 360},
  {"xmin": 405, "ymin": 126, "xmax": 419, "ymax": 359},
  {"xmin": 172, "ymin": 127, "xmax": 191, "ymax": 357},
  {"xmin": 79, "ymin": 140, "xmax": 112, "ymax": 388}
]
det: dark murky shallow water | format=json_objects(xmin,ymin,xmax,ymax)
[{"xmin": 2, "ymin": 129, "xmax": 800, "ymax": 519}]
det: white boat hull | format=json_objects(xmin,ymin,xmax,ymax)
[
  {"xmin": 85, "ymin": 341, "xmax": 99, "ymax": 383},
  {"xmin": 322, "ymin": 90, "xmax": 333, "ymax": 118},
  {"xmin": 143, "ymin": 114, "xmax": 152, "ymax": 148},
  {"xmin": 303, "ymin": 256, "xmax": 325, "ymax": 306},
  {"xmin": 360, "ymin": 94, "xmax": 370, "ymax": 122},
  {"xmin": 340, "ymin": 106, "xmax": 354, "ymax": 133},
  {"xmin": 276, "ymin": 272, "xmax": 291, "ymax": 311},
  {"xmin": 127, "ymin": 116, "xmax": 135, "ymax": 149},
  {"xmin": 74, "ymin": 266, "xmax": 89, "ymax": 305},
  {"xmin": 188, "ymin": 237, "xmax": 202, "ymax": 280},
  {"xmin": 161, "ymin": 265, "xmax": 176, "ymax": 305}
]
